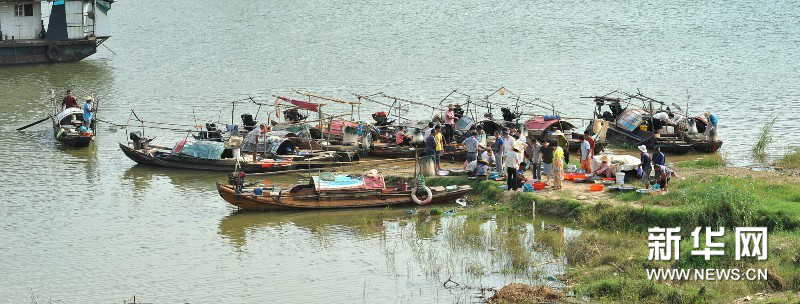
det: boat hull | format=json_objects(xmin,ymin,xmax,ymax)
[
  {"xmin": 217, "ymin": 183, "xmax": 470, "ymax": 211},
  {"xmin": 605, "ymin": 125, "xmax": 722, "ymax": 154},
  {"xmin": 57, "ymin": 134, "xmax": 94, "ymax": 147},
  {"xmin": 0, "ymin": 37, "xmax": 108, "ymax": 65},
  {"xmin": 119, "ymin": 143, "xmax": 294, "ymax": 173}
]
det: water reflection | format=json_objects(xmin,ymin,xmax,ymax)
[
  {"xmin": 218, "ymin": 208, "xmax": 409, "ymax": 249},
  {"xmin": 121, "ymin": 165, "xmax": 224, "ymax": 193}
]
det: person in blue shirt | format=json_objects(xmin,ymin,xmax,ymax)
[
  {"xmin": 653, "ymin": 146, "xmax": 666, "ymax": 167},
  {"xmin": 704, "ymin": 112, "xmax": 718, "ymax": 141},
  {"xmin": 82, "ymin": 97, "xmax": 95, "ymax": 131},
  {"xmin": 492, "ymin": 130, "xmax": 505, "ymax": 175}
]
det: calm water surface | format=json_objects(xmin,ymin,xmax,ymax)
[{"xmin": 1, "ymin": 0, "xmax": 799, "ymax": 302}]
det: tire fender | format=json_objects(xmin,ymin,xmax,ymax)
[
  {"xmin": 411, "ymin": 185, "xmax": 433, "ymax": 205},
  {"xmin": 46, "ymin": 43, "xmax": 63, "ymax": 62}
]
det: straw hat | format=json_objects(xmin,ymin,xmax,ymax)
[
  {"xmin": 513, "ymin": 141, "xmax": 527, "ymax": 152},
  {"xmin": 601, "ymin": 155, "xmax": 610, "ymax": 162},
  {"xmin": 477, "ymin": 159, "xmax": 489, "ymax": 165},
  {"xmin": 367, "ymin": 169, "xmax": 379, "ymax": 177},
  {"xmin": 637, "ymin": 145, "xmax": 648, "ymax": 153},
  {"xmin": 84, "ymin": 96, "xmax": 94, "ymax": 102},
  {"xmin": 551, "ymin": 130, "xmax": 564, "ymax": 136}
]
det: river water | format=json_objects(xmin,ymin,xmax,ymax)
[{"xmin": 1, "ymin": 0, "xmax": 799, "ymax": 302}]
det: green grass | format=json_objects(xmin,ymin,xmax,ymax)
[
  {"xmin": 778, "ymin": 147, "xmax": 800, "ymax": 169},
  {"xmin": 676, "ymin": 153, "xmax": 726, "ymax": 169},
  {"xmin": 566, "ymin": 230, "xmax": 800, "ymax": 304},
  {"xmin": 429, "ymin": 174, "xmax": 800, "ymax": 232}
]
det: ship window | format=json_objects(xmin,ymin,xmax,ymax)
[{"xmin": 15, "ymin": 4, "xmax": 34, "ymax": 17}]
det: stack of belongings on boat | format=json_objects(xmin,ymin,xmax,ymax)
[{"xmin": 313, "ymin": 170, "xmax": 386, "ymax": 193}]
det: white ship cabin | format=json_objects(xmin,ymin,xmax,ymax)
[{"xmin": 0, "ymin": 0, "xmax": 110, "ymax": 41}]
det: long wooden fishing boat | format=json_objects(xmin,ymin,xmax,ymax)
[
  {"xmin": 524, "ymin": 117, "xmax": 605, "ymax": 154},
  {"xmin": 120, "ymin": 139, "xmax": 356, "ymax": 173},
  {"xmin": 217, "ymin": 174, "xmax": 471, "ymax": 211},
  {"xmin": 52, "ymin": 107, "xmax": 94, "ymax": 147}
]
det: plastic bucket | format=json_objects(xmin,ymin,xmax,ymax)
[
  {"xmin": 533, "ymin": 182, "xmax": 546, "ymax": 190},
  {"xmin": 616, "ymin": 172, "xmax": 626, "ymax": 185}
]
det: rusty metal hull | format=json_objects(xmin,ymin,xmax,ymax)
[{"xmin": 0, "ymin": 37, "xmax": 108, "ymax": 65}]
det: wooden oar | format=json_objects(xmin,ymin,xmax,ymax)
[{"xmin": 17, "ymin": 114, "xmax": 52, "ymax": 131}]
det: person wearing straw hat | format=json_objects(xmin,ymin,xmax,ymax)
[
  {"xmin": 552, "ymin": 139, "xmax": 565, "ymax": 190},
  {"xmin": 552, "ymin": 130, "xmax": 569, "ymax": 165},
  {"xmin": 82, "ymin": 96, "xmax": 95, "ymax": 130},
  {"xmin": 638, "ymin": 145, "xmax": 653, "ymax": 188},
  {"xmin": 593, "ymin": 155, "xmax": 614, "ymax": 178}
]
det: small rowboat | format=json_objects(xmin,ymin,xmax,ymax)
[
  {"xmin": 52, "ymin": 107, "xmax": 94, "ymax": 147},
  {"xmin": 217, "ymin": 174, "xmax": 471, "ymax": 211}
]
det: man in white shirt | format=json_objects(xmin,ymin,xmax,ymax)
[{"xmin": 505, "ymin": 146, "xmax": 523, "ymax": 191}]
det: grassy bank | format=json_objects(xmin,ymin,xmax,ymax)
[
  {"xmin": 428, "ymin": 173, "xmax": 800, "ymax": 232},
  {"xmin": 426, "ymin": 168, "xmax": 800, "ymax": 303},
  {"xmin": 778, "ymin": 147, "xmax": 800, "ymax": 169}
]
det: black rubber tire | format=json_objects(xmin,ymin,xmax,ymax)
[{"xmin": 46, "ymin": 44, "xmax": 63, "ymax": 62}]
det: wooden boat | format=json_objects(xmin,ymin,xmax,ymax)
[
  {"xmin": 368, "ymin": 143, "xmax": 419, "ymax": 158},
  {"xmin": 217, "ymin": 174, "xmax": 471, "ymax": 211},
  {"xmin": 120, "ymin": 136, "xmax": 356, "ymax": 173},
  {"xmin": 588, "ymin": 94, "xmax": 722, "ymax": 153},
  {"xmin": 52, "ymin": 107, "xmax": 93, "ymax": 147},
  {"xmin": 524, "ymin": 117, "xmax": 605, "ymax": 154}
]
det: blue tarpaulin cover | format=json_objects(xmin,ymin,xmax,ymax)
[{"xmin": 179, "ymin": 141, "xmax": 225, "ymax": 160}]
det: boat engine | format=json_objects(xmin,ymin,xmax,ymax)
[
  {"xmin": 501, "ymin": 107, "xmax": 517, "ymax": 122},
  {"xmin": 283, "ymin": 108, "xmax": 307, "ymax": 123},
  {"xmin": 241, "ymin": 114, "xmax": 257, "ymax": 132},
  {"xmin": 196, "ymin": 123, "xmax": 222, "ymax": 141}
]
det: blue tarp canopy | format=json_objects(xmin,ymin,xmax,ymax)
[{"xmin": 180, "ymin": 141, "xmax": 225, "ymax": 160}]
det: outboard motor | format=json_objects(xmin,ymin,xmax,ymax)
[
  {"xmin": 197, "ymin": 123, "xmax": 223, "ymax": 141},
  {"xmin": 241, "ymin": 114, "xmax": 257, "ymax": 132},
  {"xmin": 283, "ymin": 108, "xmax": 307, "ymax": 123},
  {"xmin": 501, "ymin": 107, "xmax": 517, "ymax": 122}
]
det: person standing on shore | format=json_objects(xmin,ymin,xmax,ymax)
[
  {"xmin": 540, "ymin": 140, "xmax": 553, "ymax": 184},
  {"xmin": 444, "ymin": 105, "xmax": 456, "ymax": 143},
  {"xmin": 526, "ymin": 137, "xmax": 542, "ymax": 180},
  {"xmin": 653, "ymin": 146, "xmax": 666, "ymax": 167},
  {"xmin": 553, "ymin": 130, "xmax": 569, "ymax": 165},
  {"xmin": 424, "ymin": 128, "xmax": 437, "ymax": 173},
  {"xmin": 579, "ymin": 134, "xmax": 592, "ymax": 173},
  {"xmin": 492, "ymin": 130, "xmax": 505, "ymax": 175},
  {"xmin": 433, "ymin": 125, "xmax": 445, "ymax": 173},
  {"xmin": 505, "ymin": 145, "xmax": 522, "ymax": 191},
  {"xmin": 639, "ymin": 145, "xmax": 653, "ymax": 188},
  {"xmin": 462, "ymin": 131, "xmax": 479, "ymax": 163},
  {"xmin": 476, "ymin": 126, "xmax": 487, "ymax": 147},
  {"xmin": 552, "ymin": 140, "xmax": 565, "ymax": 190}
]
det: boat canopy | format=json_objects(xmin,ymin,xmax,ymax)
[
  {"xmin": 54, "ymin": 108, "xmax": 85, "ymax": 125},
  {"xmin": 524, "ymin": 117, "xmax": 576, "ymax": 131},
  {"xmin": 179, "ymin": 141, "xmax": 225, "ymax": 160}
]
